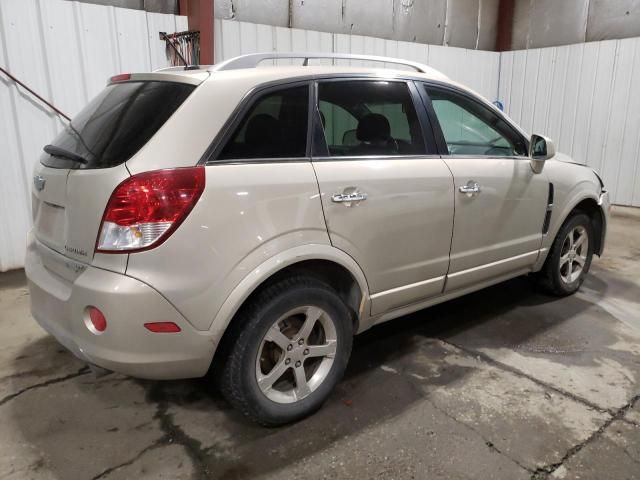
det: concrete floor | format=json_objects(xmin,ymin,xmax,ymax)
[{"xmin": 1, "ymin": 208, "xmax": 639, "ymax": 480}]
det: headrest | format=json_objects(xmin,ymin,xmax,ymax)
[
  {"xmin": 245, "ymin": 113, "xmax": 278, "ymax": 145},
  {"xmin": 356, "ymin": 113, "xmax": 391, "ymax": 142}
]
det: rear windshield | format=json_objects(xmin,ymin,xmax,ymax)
[{"xmin": 42, "ymin": 81, "xmax": 195, "ymax": 169}]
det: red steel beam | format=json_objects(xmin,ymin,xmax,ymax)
[
  {"xmin": 179, "ymin": 0, "xmax": 214, "ymax": 65},
  {"xmin": 495, "ymin": 0, "xmax": 514, "ymax": 51}
]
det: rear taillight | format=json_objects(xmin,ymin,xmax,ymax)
[{"xmin": 96, "ymin": 167, "xmax": 205, "ymax": 253}]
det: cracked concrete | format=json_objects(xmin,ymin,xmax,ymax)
[{"xmin": 0, "ymin": 206, "xmax": 639, "ymax": 479}]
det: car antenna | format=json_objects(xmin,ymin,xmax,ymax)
[{"xmin": 159, "ymin": 32, "xmax": 200, "ymax": 71}]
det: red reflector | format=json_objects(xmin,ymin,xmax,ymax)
[
  {"xmin": 110, "ymin": 73, "xmax": 131, "ymax": 83},
  {"xmin": 88, "ymin": 307, "xmax": 107, "ymax": 332},
  {"xmin": 144, "ymin": 322, "xmax": 181, "ymax": 333}
]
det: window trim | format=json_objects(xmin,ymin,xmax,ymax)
[
  {"xmin": 418, "ymin": 82, "xmax": 530, "ymax": 159},
  {"xmin": 203, "ymin": 79, "xmax": 314, "ymax": 164},
  {"xmin": 199, "ymin": 73, "xmax": 532, "ymax": 165},
  {"xmin": 310, "ymin": 77, "xmax": 440, "ymax": 161}
]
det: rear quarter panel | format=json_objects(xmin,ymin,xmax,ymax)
[
  {"xmin": 126, "ymin": 74, "xmax": 261, "ymax": 174},
  {"xmin": 124, "ymin": 162, "xmax": 331, "ymax": 331}
]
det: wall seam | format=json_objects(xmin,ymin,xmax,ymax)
[
  {"xmin": 443, "ymin": 0, "xmax": 450, "ymax": 46},
  {"xmin": 583, "ymin": 42, "xmax": 600, "ymax": 168},
  {"xmin": 599, "ymin": 40, "xmax": 620, "ymax": 183},
  {"xmin": 556, "ymin": 49, "xmax": 570, "ymax": 152},
  {"xmin": 530, "ymin": 49, "xmax": 541, "ymax": 132},
  {"xmin": 144, "ymin": 12, "xmax": 155, "ymax": 70},
  {"xmin": 542, "ymin": 48, "xmax": 556, "ymax": 135},
  {"xmin": 518, "ymin": 50, "xmax": 528, "ymax": 124},
  {"xmin": 568, "ymin": 45, "xmax": 586, "ymax": 158},
  {"xmin": 475, "ymin": 0, "xmax": 482, "ymax": 50}
]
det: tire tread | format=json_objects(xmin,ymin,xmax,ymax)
[
  {"xmin": 219, "ymin": 275, "xmax": 350, "ymax": 426},
  {"xmin": 536, "ymin": 212, "xmax": 593, "ymax": 296}
]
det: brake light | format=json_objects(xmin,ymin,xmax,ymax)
[
  {"xmin": 110, "ymin": 73, "xmax": 131, "ymax": 83},
  {"xmin": 96, "ymin": 167, "xmax": 205, "ymax": 253}
]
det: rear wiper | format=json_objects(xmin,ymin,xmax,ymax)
[{"xmin": 43, "ymin": 144, "xmax": 88, "ymax": 164}]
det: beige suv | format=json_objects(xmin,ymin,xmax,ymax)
[{"xmin": 26, "ymin": 53, "xmax": 610, "ymax": 425}]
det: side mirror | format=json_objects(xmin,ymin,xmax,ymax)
[{"xmin": 529, "ymin": 134, "xmax": 555, "ymax": 174}]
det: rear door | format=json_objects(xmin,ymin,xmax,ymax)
[
  {"xmin": 420, "ymin": 84, "xmax": 548, "ymax": 292},
  {"xmin": 312, "ymin": 79, "xmax": 454, "ymax": 315},
  {"xmin": 31, "ymin": 78, "xmax": 196, "ymax": 279}
]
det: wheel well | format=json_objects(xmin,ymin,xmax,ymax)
[
  {"xmin": 209, "ymin": 260, "xmax": 364, "ymax": 375},
  {"xmin": 266, "ymin": 260, "xmax": 364, "ymax": 324},
  {"xmin": 570, "ymin": 198, "xmax": 604, "ymax": 256}
]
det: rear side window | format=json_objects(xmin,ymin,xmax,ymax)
[
  {"xmin": 42, "ymin": 81, "xmax": 195, "ymax": 169},
  {"xmin": 317, "ymin": 80, "xmax": 426, "ymax": 157},
  {"xmin": 218, "ymin": 85, "xmax": 309, "ymax": 160}
]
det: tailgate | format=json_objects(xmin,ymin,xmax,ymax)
[
  {"xmin": 31, "ymin": 76, "xmax": 199, "ymax": 280},
  {"xmin": 32, "ymin": 164, "xmax": 130, "ymax": 281}
]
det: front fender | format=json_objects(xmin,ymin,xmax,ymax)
[
  {"xmin": 208, "ymin": 243, "xmax": 371, "ymax": 349},
  {"xmin": 533, "ymin": 184, "xmax": 600, "ymax": 271}
]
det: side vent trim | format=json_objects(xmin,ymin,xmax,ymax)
[{"xmin": 542, "ymin": 183, "xmax": 554, "ymax": 235}]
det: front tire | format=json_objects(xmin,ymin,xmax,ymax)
[
  {"xmin": 220, "ymin": 276, "xmax": 353, "ymax": 426},
  {"xmin": 536, "ymin": 212, "xmax": 594, "ymax": 296}
]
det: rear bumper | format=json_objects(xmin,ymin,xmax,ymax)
[{"xmin": 25, "ymin": 235, "xmax": 215, "ymax": 380}]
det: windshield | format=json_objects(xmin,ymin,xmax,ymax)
[{"xmin": 42, "ymin": 81, "xmax": 195, "ymax": 169}]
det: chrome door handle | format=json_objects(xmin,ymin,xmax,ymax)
[
  {"xmin": 459, "ymin": 181, "xmax": 481, "ymax": 195},
  {"xmin": 331, "ymin": 192, "xmax": 368, "ymax": 204}
]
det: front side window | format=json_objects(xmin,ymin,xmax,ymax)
[
  {"xmin": 218, "ymin": 85, "xmax": 309, "ymax": 160},
  {"xmin": 317, "ymin": 81, "xmax": 426, "ymax": 157},
  {"xmin": 424, "ymin": 85, "xmax": 527, "ymax": 157}
]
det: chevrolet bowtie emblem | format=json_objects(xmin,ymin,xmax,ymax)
[{"xmin": 34, "ymin": 175, "xmax": 46, "ymax": 192}]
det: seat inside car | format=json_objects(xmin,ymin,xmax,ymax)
[
  {"xmin": 354, "ymin": 113, "xmax": 398, "ymax": 155},
  {"xmin": 245, "ymin": 113, "xmax": 280, "ymax": 157}
]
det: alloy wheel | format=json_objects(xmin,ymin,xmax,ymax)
[
  {"xmin": 559, "ymin": 225, "xmax": 589, "ymax": 284},
  {"xmin": 255, "ymin": 306, "xmax": 337, "ymax": 404}
]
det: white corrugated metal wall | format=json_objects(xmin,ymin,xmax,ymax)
[
  {"xmin": 0, "ymin": 6, "xmax": 638, "ymax": 271},
  {"xmin": 214, "ymin": 19, "xmax": 501, "ymax": 102},
  {"xmin": 0, "ymin": 0, "xmax": 187, "ymax": 271},
  {"xmin": 499, "ymin": 39, "xmax": 640, "ymax": 207},
  {"xmin": 0, "ymin": 9, "xmax": 499, "ymax": 272}
]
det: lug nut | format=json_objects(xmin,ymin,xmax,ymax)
[
  {"xmin": 295, "ymin": 361, "xmax": 301, "ymax": 367},
  {"xmin": 287, "ymin": 344, "xmax": 293, "ymax": 351},
  {"xmin": 303, "ymin": 348, "xmax": 309, "ymax": 355},
  {"xmin": 285, "ymin": 358, "xmax": 291, "ymax": 365},
  {"xmin": 298, "ymin": 339, "xmax": 304, "ymax": 345}
]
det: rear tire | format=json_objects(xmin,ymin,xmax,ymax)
[
  {"xmin": 219, "ymin": 276, "xmax": 353, "ymax": 426},
  {"xmin": 536, "ymin": 212, "xmax": 594, "ymax": 296}
]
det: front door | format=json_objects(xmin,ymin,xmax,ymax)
[
  {"xmin": 312, "ymin": 79, "xmax": 454, "ymax": 315},
  {"xmin": 422, "ymin": 84, "xmax": 549, "ymax": 292}
]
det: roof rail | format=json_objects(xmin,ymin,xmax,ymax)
[
  {"xmin": 208, "ymin": 52, "xmax": 441, "ymax": 75},
  {"xmin": 154, "ymin": 66, "xmax": 193, "ymax": 72},
  {"xmin": 153, "ymin": 65, "xmax": 212, "ymax": 72}
]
